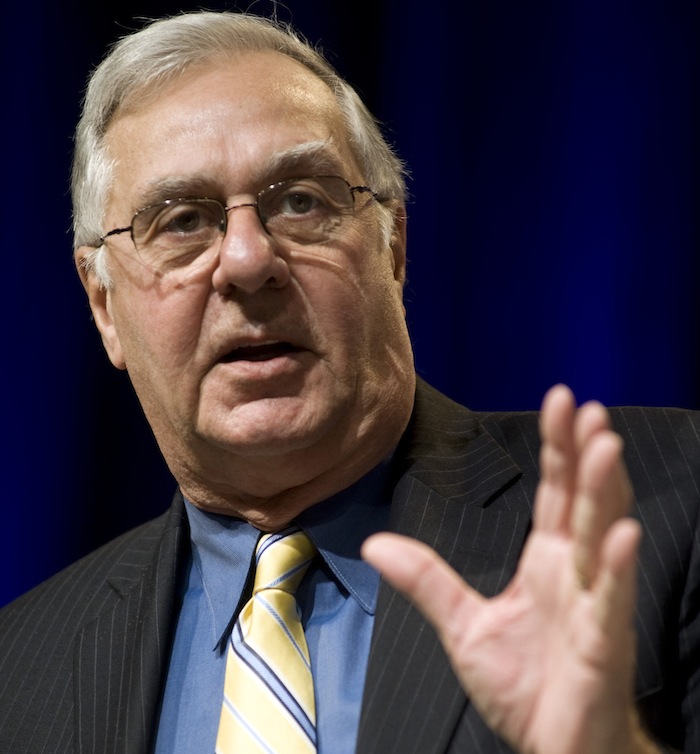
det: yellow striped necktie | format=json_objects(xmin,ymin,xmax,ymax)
[{"xmin": 215, "ymin": 527, "xmax": 318, "ymax": 753}]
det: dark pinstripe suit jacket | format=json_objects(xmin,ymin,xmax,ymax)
[{"xmin": 1, "ymin": 380, "xmax": 698, "ymax": 753}]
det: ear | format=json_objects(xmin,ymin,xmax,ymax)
[{"xmin": 74, "ymin": 246, "xmax": 127, "ymax": 370}]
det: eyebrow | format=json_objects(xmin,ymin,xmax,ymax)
[
  {"xmin": 133, "ymin": 139, "xmax": 347, "ymax": 210},
  {"xmin": 134, "ymin": 176, "xmax": 216, "ymax": 209},
  {"xmin": 257, "ymin": 139, "xmax": 345, "ymax": 180}
]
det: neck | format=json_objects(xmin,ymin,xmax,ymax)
[
  {"xmin": 180, "ymin": 434, "xmax": 402, "ymax": 530},
  {"xmin": 178, "ymin": 394, "xmax": 414, "ymax": 530}
]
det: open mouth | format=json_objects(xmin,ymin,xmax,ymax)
[{"xmin": 220, "ymin": 342, "xmax": 302, "ymax": 363}]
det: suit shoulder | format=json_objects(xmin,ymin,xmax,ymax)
[
  {"xmin": 607, "ymin": 404, "xmax": 700, "ymax": 443},
  {"xmin": 0, "ymin": 503, "xmax": 178, "ymax": 628},
  {"xmin": 476, "ymin": 404, "xmax": 700, "ymax": 459},
  {"xmin": 607, "ymin": 406, "xmax": 700, "ymax": 512}
]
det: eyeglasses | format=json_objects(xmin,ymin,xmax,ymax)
[{"xmin": 99, "ymin": 175, "xmax": 377, "ymax": 273}]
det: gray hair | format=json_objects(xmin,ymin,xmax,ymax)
[{"xmin": 71, "ymin": 10, "xmax": 407, "ymax": 285}]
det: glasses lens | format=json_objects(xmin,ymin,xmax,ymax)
[
  {"xmin": 259, "ymin": 176, "xmax": 355, "ymax": 244},
  {"xmin": 131, "ymin": 198, "xmax": 225, "ymax": 270}
]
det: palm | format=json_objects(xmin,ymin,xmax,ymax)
[{"xmin": 445, "ymin": 527, "xmax": 637, "ymax": 754}]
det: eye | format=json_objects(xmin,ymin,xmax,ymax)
[
  {"xmin": 259, "ymin": 177, "xmax": 356, "ymax": 226},
  {"xmin": 275, "ymin": 187, "xmax": 322, "ymax": 217},
  {"xmin": 262, "ymin": 178, "xmax": 350, "ymax": 222},
  {"xmin": 153, "ymin": 201, "xmax": 221, "ymax": 235},
  {"xmin": 167, "ymin": 207, "xmax": 203, "ymax": 233},
  {"xmin": 129, "ymin": 199, "xmax": 225, "ymax": 270}
]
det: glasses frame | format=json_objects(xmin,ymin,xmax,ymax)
[{"xmin": 97, "ymin": 175, "xmax": 378, "ymax": 251}]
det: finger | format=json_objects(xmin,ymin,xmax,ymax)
[
  {"xmin": 574, "ymin": 399, "xmax": 612, "ymax": 452},
  {"xmin": 594, "ymin": 518, "xmax": 641, "ymax": 638},
  {"xmin": 361, "ymin": 532, "xmax": 482, "ymax": 648},
  {"xmin": 572, "ymin": 429, "xmax": 633, "ymax": 587},
  {"xmin": 535, "ymin": 384, "xmax": 577, "ymax": 531}
]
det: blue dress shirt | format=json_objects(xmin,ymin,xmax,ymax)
[{"xmin": 154, "ymin": 460, "xmax": 392, "ymax": 754}]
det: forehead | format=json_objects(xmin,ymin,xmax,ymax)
[{"xmin": 104, "ymin": 51, "xmax": 360, "ymax": 208}]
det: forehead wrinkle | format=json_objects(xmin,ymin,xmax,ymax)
[{"xmin": 131, "ymin": 138, "xmax": 352, "ymax": 210}]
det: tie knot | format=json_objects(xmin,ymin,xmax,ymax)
[{"xmin": 253, "ymin": 527, "xmax": 316, "ymax": 595}]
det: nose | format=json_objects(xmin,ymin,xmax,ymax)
[{"xmin": 211, "ymin": 203, "xmax": 291, "ymax": 295}]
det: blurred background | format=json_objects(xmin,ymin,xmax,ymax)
[{"xmin": 2, "ymin": 0, "xmax": 698, "ymax": 605}]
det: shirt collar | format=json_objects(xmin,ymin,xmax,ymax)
[
  {"xmin": 184, "ymin": 453, "xmax": 394, "ymax": 637},
  {"xmin": 297, "ymin": 456, "xmax": 393, "ymax": 614}
]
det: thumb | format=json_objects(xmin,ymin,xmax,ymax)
[{"xmin": 361, "ymin": 532, "xmax": 483, "ymax": 645}]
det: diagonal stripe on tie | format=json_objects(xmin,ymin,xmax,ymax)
[
  {"xmin": 231, "ymin": 619, "xmax": 315, "ymax": 737},
  {"xmin": 216, "ymin": 527, "xmax": 318, "ymax": 754}
]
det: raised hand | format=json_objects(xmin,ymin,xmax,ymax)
[{"xmin": 362, "ymin": 384, "xmax": 661, "ymax": 754}]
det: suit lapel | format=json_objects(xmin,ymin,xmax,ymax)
[
  {"xmin": 74, "ymin": 496, "xmax": 187, "ymax": 754},
  {"xmin": 357, "ymin": 381, "xmax": 534, "ymax": 754}
]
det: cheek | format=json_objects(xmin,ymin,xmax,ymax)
[
  {"xmin": 109, "ymin": 282, "xmax": 205, "ymax": 377},
  {"xmin": 303, "ymin": 250, "xmax": 405, "ymax": 360}
]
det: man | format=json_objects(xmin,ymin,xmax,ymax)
[{"xmin": 0, "ymin": 10, "xmax": 697, "ymax": 754}]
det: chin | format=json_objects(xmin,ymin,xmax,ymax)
[{"xmin": 200, "ymin": 397, "xmax": 344, "ymax": 457}]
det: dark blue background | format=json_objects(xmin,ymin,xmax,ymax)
[{"xmin": 3, "ymin": 0, "xmax": 698, "ymax": 606}]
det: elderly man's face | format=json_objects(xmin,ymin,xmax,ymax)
[{"xmin": 77, "ymin": 52, "xmax": 415, "ymax": 521}]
